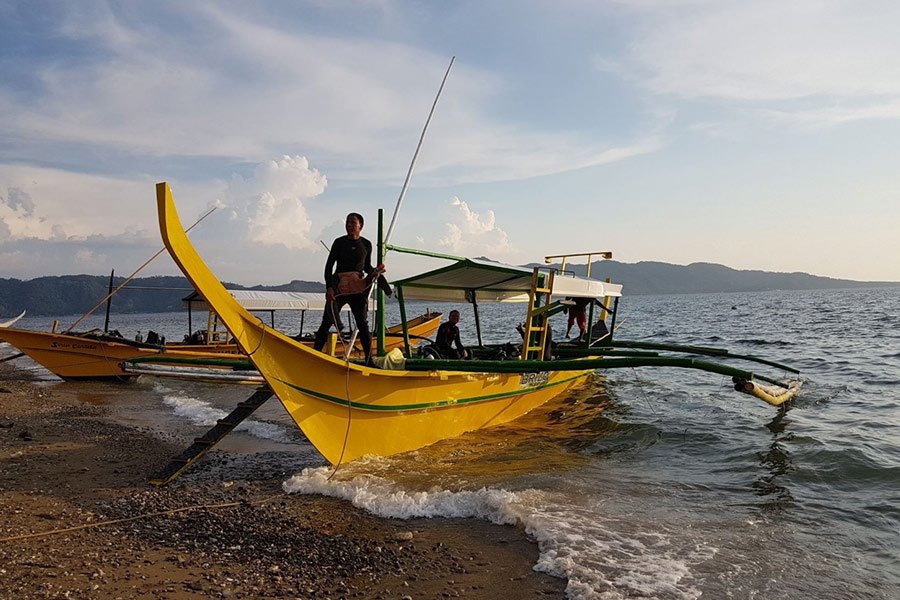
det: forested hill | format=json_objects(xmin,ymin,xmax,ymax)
[
  {"xmin": 0, "ymin": 275, "xmax": 324, "ymax": 317},
  {"xmin": 1, "ymin": 262, "xmax": 896, "ymax": 317},
  {"xmin": 543, "ymin": 260, "xmax": 899, "ymax": 295}
]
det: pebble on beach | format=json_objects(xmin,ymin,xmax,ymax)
[{"xmin": 0, "ymin": 364, "xmax": 566, "ymax": 599}]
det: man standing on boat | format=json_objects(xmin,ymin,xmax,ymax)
[{"xmin": 314, "ymin": 212, "xmax": 378, "ymax": 365}]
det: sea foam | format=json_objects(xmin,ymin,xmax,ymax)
[
  {"xmin": 160, "ymin": 390, "xmax": 290, "ymax": 442},
  {"xmin": 284, "ymin": 466, "xmax": 707, "ymax": 600}
]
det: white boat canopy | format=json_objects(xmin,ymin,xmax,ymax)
[
  {"xmin": 393, "ymin": 258, "xmax": 623, "ymax": 304},
  {"xmin": 182, "ymin": 290, "xmax": 375, "ymax": 312}
]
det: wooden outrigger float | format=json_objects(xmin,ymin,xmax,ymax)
[{"xmin": 154, "ymin": 182, "xmax": 802, "ymax": 474}]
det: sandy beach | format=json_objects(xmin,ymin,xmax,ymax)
[{"xmin": 0, "ymin": 362, "xmax": 565, "ymax": 599}]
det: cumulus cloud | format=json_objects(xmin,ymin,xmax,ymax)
[
  {"xmin": 3, "ymin": 187, "xmax": 35, "ymax": 216},
  {"xmin": 0, "ymin": 187, "xmax": 49, "ymax": 239},
  {"xmin": 219, "ymin": 155, "xmax": 326, "ymax": 250},
  {"xmin": 437, "ymin": 196, "xmax": 512, "ymax": 257}
]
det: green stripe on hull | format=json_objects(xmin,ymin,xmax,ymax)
[{"xmin": 274, "ymin": 371, "xmax": 589, "ymax": 412}]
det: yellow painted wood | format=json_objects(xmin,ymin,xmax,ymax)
[
  {"xmin": 0, "ymin": 313, "xmax": 438, "ymax": 381},
  {"xmin": 158, "ymin": 182, "xmax": 592, "ymax": 464},
  {"xmin": 0, "ymin": 327, "xmax": 239, "ymax": 379},
  {"xmin": 521, "ymin": 268, "xmax": 554, "ymax": 360}
]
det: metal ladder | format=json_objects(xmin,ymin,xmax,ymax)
[
  {"xmin": 206, "ymin": 311, "xmax": 230, "ymax": 345},
  {"xmin": 520, "ymin": 268, "xmax": 554, "ymax": 360}
]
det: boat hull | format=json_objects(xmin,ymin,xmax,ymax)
[
  {"xmin": 0, "ymin": 328, "xmax": 237, "ymax": 380},
  {"xmin": 0, "ymin": 310, "xmax": 439, "ymax": 381},
  {"xmin": 264, "ymin": 337, "xmax": 591, "ymax": 462},
  {"xmin": 158, "ymin": 181, "xmax": 593, "ymax": 464}
]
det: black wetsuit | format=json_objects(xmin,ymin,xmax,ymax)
[
  {"xmin": 435, "ymin": 321, "xmax": 466, "ymax": 359},
  {"xmin": 313, "ymin": 235, "xmax": 374, "ymax": 359}
]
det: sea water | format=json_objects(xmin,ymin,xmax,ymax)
[{"xmin": 4, "ymin": 287, "xmax": 899, "ymax": 599}]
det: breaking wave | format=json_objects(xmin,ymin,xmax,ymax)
[
  {"xmin": 160, "ymin": 390, "xmax": 291, "ymax": 443},
  {"xmin": 284, "ymin": 466, "xmax": 709, "ymax": 600}
]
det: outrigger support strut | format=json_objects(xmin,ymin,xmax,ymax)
[
  {"xmin": 403, "ymin": 355, "xmax": 801, "ymax": 406},
  {"xmin": 608, "ymin": 340, "xmax": 800, "ymax": 374},
  {"xmin": 149, "ymin": 386, "xmax": 274, "ymax": 486}
]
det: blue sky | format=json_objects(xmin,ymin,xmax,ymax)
[{"xmin": 1, "ymin": 0, "xmax": 898, "ymax": 285}]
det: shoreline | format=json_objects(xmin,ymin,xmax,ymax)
[{"xmin": 0, "ymin": 361, "xmax": 566, "ymax": 599}]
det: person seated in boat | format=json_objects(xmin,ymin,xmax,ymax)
[
  {"xmin": 434, "ymin": 310, "xmax": 469, "ymax": 359},
  {"xmin": 313, "ymin": 212, "xmax": 384, "ymax": 365}
]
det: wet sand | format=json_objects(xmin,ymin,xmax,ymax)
[{"xmin": 0, "ymin": 362, "xmax": 566, "ymax": 599}]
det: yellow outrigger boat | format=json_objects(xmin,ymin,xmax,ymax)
[
  {"xmin": 155, "ymin": 182, "xmax": 802, "ymax": 467},
  {"xmin": 0, "ymin": 327, "xmax": 238, "ymax": 380},
  {"xmin": 0, "ymin": 310, "xmax": 25, "ymax": 328},
  {"xmin": 0, "ymin": 291, "xmax": 439, "ymax": 382}
]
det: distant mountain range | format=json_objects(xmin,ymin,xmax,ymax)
[
  {"xmin": 536, "ymin": 260, "xmax": 899, "ymax": 295},
  {"xmin": 0, "ymin": 262, "xmax": 896, "ymax": 317},
  {"xmin": 0, "ymin": 275, "xmax": 324, "ymax": 317}
]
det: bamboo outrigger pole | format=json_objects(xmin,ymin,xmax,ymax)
[
  {"xmin": 349, "ymin": 56, "xmax": 455, "ymax": 358},
  {"xmin": 65, "ymin": 206, "xmax": 217, "ymax": 333}
]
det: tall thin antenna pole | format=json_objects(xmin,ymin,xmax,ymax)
[
  {"xmin": 65, "ymin": 206, "xmax": 217, "ymax": 333},
  {"xmin": 345, "ymin": 57, "xmax": 454, "ymax": 361},
  {"xmin": 384, "ymin": 56, "xmax": 454, "ymax": 247}
]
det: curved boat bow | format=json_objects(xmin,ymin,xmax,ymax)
[{"xmin": 157, "ymin": 182, "xmax": 591, "ymax": 464}]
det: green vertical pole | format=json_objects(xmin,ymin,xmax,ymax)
[
  {"xmin": 608, "ymin": 296, "xmax": 620, "ymax": 344},
  {"xmin": 471, "ymin": 291, "xmax": 483, "ymax": 347},
  {"xmin": 376, "ymin": 208, "xmax": 385, "ymax": 356},
  {"xmin": 397, "ymin": 286, "xmax": 411, "ymax": 357}
]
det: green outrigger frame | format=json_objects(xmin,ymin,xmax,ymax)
[
  {"xmin": 130, "ymin": 209, "xmax": 800, "ymax": 486},
  {"xmin": 128, "ymin": 209, "xmax": 802, "ymax": 407},
  {"xmin": 376, "ymin": 210, "xmax": 801, "ymax": 407}
]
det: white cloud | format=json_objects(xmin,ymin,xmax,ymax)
[
  {"xmin": 438, "ymin": 196, "xmax": 512, "ymax": 257},
  {"xmin": 619, "ymin": 0, "xmax": 900, "ymax": 124},
  {"xmin": 220, "ymin": 155, "xmax": 326, "ymax": 250},
  {"xmin": 0, "ymin": 3, "xmax": 659, "ymax": 185},
  {"xmin": 74, "ymin": 248, "xmax": 103, "ymax": 264},
  {"xmin": 0, "ymin": 165, "xmax": 164, "ymax": 240},
  {"xmin": 3, "ymin": 187, "xmax": 36, "ymax": 215}
]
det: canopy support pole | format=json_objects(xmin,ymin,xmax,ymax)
[
  {"xmin": 608, "ymin": 296, "xmax": 620, "ymax": 343},
  {"xmin": 471, "ymin": 290, "xmax": 483, "ymax": 347},
  {"xmin": 376, "ymin": 208, "xmax": 386, "ymax": 356},
  {"xmin": 397, "ymin": 286, "xmax": 411, "ymax": 357}
]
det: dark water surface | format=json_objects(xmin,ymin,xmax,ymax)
[{"xmin": 4, "ymin": 287, "xmax": 898, "ymax": 599}]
